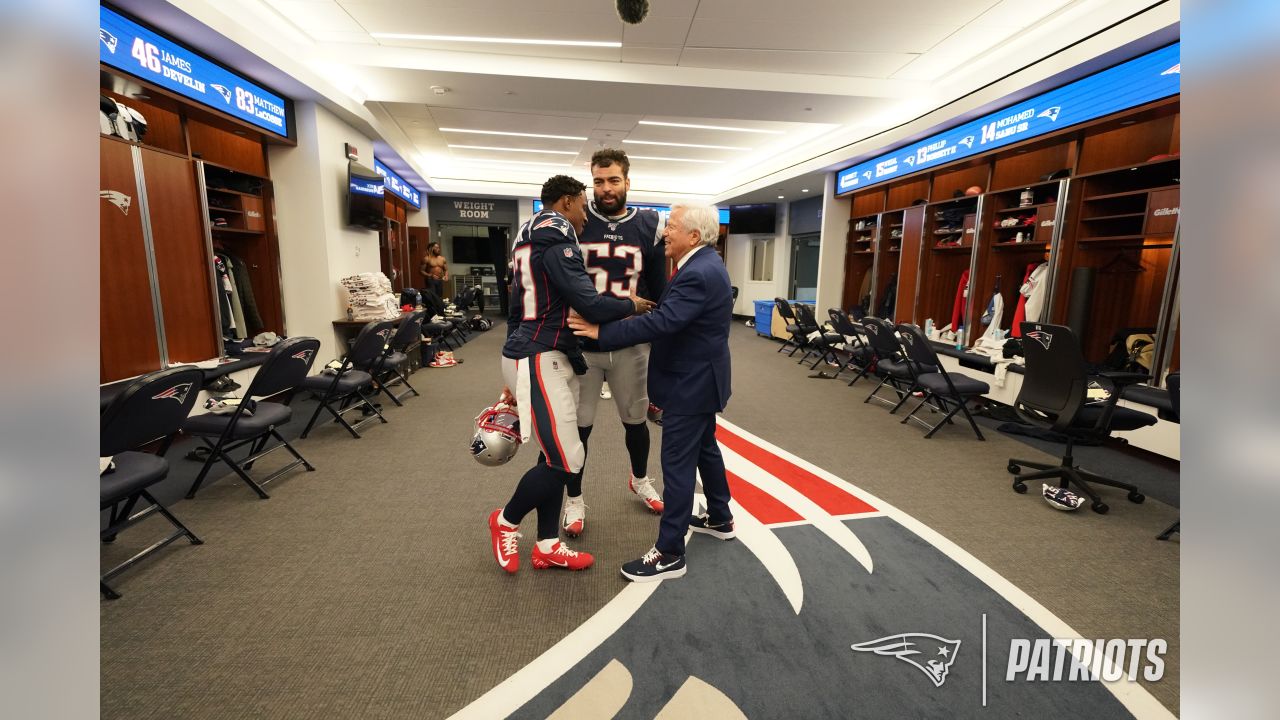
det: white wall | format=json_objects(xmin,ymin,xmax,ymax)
[
  {"xmin": 267, "ymin": 100, "xmax": 381, "ymax": 363},
  {"xmin": 815, "ymin": 171, "xmax": 852, "ymax": 313},
  {"xmin": 726, "ymin": 203, "xmax": 791, "ymax": 317}
]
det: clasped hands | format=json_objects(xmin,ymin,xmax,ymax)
[{"xmin": 568, "ymin": 295, "xmax": 654, "ymax": 340}]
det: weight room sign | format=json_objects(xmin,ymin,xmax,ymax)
[
  {"xmin": 455, "ymin": 201, "xmax": 495, "ymax": 219},
  {"xmin": 427, "ymin": 196, "xmax": 518, "ymax": 225}
]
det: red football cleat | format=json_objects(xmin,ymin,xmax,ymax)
[
  {"xmin": 629, "ymin": 476, "xmax": 664, "ymax": 514},
  {"xmin": 488, "ymin": 508, "xmax": 521, "ymax": 574},
  {"xmin": 531, "ymin": 541, "xmax": 594, "ymax": 571}
]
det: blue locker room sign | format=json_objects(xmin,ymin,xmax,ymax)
[
  {"xmin": 835, "ymin": 42, "xmax": 1180, "ymax": 194},
  {"xmin": 99, "ymin": 4, "xmax": 292, "ymax": 138},
  {"xmin": 373, "ymin": 159, "xmax": 422, "ymax": 208}
]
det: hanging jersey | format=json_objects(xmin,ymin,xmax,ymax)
[
  {"xmin": 576, "ymin": 203, "xmax": 667, "ymax": 352},
  {"xmin": 503, "ymin": 210, "xmax": 634, "ymax": 361}
]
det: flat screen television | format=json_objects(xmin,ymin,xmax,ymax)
[
  {"xmin": 348, "ymin": 161, "xmax": 385, "ymax": 230},
  {"xmin": 729, "ymin": 203, "xmax": 777, "ymax": 234}
]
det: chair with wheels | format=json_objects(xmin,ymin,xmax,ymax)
[
  {"xmin": 372, "ymin": 310, "xmax": 425, "ymax": 407},
  {"xmin": 1157, "ymin": 372, "xmax": 1180, "ymax": 539},
  {"xmin": 299, "ymin": 321, "xmax": 395, "ymax": 440},
  {"xmin": 895, "ymin": 323, "xmax": 989, "ymax": 440},
  {"xmin": 184, "ymin": 336, "xmax": 321, "ymax": 499},
  {"xmin": 1006, "ymin": 322, "xmax": 1156, "ymax": 514},
  {"xmin": 100, "ymin": 366, "xmax": 206, "ymax": 599}
]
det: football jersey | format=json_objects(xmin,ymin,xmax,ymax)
[
  {"xmin": 576, "ymin": 203, "xmax": 667, "ymax": 352},
  {"xmin": 503, "ymin": 209, "xmax": 635, "ymax": 361}
]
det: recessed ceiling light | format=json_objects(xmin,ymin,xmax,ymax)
[
  {"xmin": 627, "ymin": 155, "xmax": 724, "ymax": 164},
  {"xmin": 623, "ymin": 139, "xmax": 749, "ymax": 151},
  {"xmin": 637, "ymin": 120, "xmax": 783, "ymax": 135},
  {"xmin": 371, "ymin": 32, "xmax": 621, "ymax": 48},
  {"xmin": 801, "ymin": 188, "xmax": 809, "ymax": 192},
  {"xmin": 448, "ymin": 144, "xmax": 578, "ymax": 155},
  {"xmin": 439, "ymin": 128, "xmax": 587, "ymax": 141},
  {"xmin": 778, "ymin": 195, "xmax": 784, "ymax": 199},
  {"xmin": 453, "ymin": 157, "xmax": 578, "ymax": 168}
]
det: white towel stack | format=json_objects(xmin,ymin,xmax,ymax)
[{"xmin": 341, "ymin": 272, "xmax": 399, "ymax": 321}]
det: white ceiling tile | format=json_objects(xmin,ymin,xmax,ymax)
[
  {"xmin": 679, "ymin": 48, "xmax": 918, "ymax": 78},
  {"xmin": 890, "ymin": 22, "xmax": 1022, "ymax": 81},
  {"xmin": 620, "ymin": 45, "xmax": 683, "ymax": 65},
  {"xmin": 265, "ymin": 0, "xmax": 367, "ymax": 33},
  {"xmin": 339, "ymin": 0, "xmax": 616, "ymax": 14},
  {"xmin": 684, "ymin": 18, "xmax": 957, "ymax": 54},
  {"xmin": 596, "ymin": 114, "xmax": 643, "ymax": 131},
  {"xmin": 305, "ymin": 30, "xmax": 377, "ymax": 44},
  {"xmin": 967, "ymin": 0, "xmax": 1074, "ymax": 27},
  {"xmin": 341, "ymin": 4, "xmax": 621, "ymax": 41},
  {"xmin": 427, "ymin": 107, "xmax": 600, "ymax": 135},
  {"xmin": 693, "ymin": 0, "xmax": 996, "ymax": 26},
  {"xmin": 622, "ymin": 16, "xmax": 694, "ymax": 45}
]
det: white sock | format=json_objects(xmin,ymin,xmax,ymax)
[
  {"xmin": 498, "ymin": 512, "xmax": 518, "ymax": 529},
  {"xmin": 536, "ymin": 538, "xmax": 558, "ymax": 552}
]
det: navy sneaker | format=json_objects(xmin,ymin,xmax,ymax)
[
  {"xmin": 689, "ymin": 513, "xmax": 736, "ymax": 540},
  {"xmin": 620, "ymin": 547, "xmax": 686, "ymax": 583}
]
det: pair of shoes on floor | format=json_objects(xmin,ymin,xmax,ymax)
[
  {"xmin": 560, "ymin": 476, "xmax": 662, "ymax": 536},
  {"xmin": 621, "ymin": 514, "xmax": 736, "ymax": 583},
  {"xmin": 429, "ymin": 351, "xmax": 458, "ymax": 368},
  {"xmin": 489, "ymin": 508, "xmax": 593, "ymax": 573}
]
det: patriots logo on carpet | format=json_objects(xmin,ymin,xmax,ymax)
[
  {"xmin": 151, "ymin": 383, "xmax": 193, "ymax": 404},
  {"xmin": 1026, "ymin": 330, "xmax": 1053, "ymax": 350},
  {"xmin": 100, "ymin": 28, "xmax": 118, "ymax": 53},
  {"xmin": 851, "ymin": 633, "xmax": 961, "ymax": 687},
  {"xmin": 100, "ymin": 190, "xmax": 132, "ymax": 215},
  {"xmin": 1038, "ymin": 106, "xmax": 1061, "ymax": 122},
  {"xmin": 1161, "ymin": 64, "xmax": 1180, "ymax": 76},
  {"xmin": 210, "ymin": 84, "xmax": 232, "ymax": 103},
  {"xmin": 291, "ymin": 349, "xmax": 314, "ymax": 363}
]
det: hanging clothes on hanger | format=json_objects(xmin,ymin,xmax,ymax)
[
  {"xmin": 950, "ymin": 268, "xmax": 970, "ymax": 331},
  {"xmin": 979, "ymin": 289, "xmax": 1005, "ymax": 344},
  {"xmin": 858, "ymin": 269, "xmax": 872, "ymax": 312},
  {"xmin": 225, "ymin": 252, "xmax": 263, "ymax": 333},
  {"xmin": 216, "ymin": 252, "xmax": 247, "ymax": 340},
  {"xmin": 213, "ymin": 254, "xmax": 236, "ymax": 337},
  {"xmin": 879, "ymin": 273, "xmax": 897, "ymax": 318},
  {"xmin": 1015, "ymin": 261, "xmax": 1050, "ymax": 335}
]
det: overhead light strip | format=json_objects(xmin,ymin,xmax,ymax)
[
  {"xmin": 448, "ymin": 144, "xmax": 579, "ymax": 155},
  {"xmin": 439, "ymin": 128, "xmax": 588, "ymax": 140},
  {"xmin": 623, "ymin": 139, "xmax": 749, "ymax": 151},
  {"xmin": 638, "ymin": 120, "xmax": 784, "ymax": 135},
  {"xmin": 371, "ymin": 32, "xmax": 620, "ymax": 48},
  {"xmin": 452, "ymin": 157, "xmax": 581, "ymax": 168}
]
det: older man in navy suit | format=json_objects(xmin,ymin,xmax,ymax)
[{"xmin": 569, "ymin": 202, "xmax": 735, "ymax": 582}]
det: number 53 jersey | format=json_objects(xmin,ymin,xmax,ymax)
[{"xmin": 576, "ymin": 204, "xmax": 668, "ymax": 353}]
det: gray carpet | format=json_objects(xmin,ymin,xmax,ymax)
[{"xmin": 101, "ymin": 322, "xmax": 1178, "ymax": 718}]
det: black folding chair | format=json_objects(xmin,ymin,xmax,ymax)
[
  {"xmin": 101, "ymin": 366, "xmax": 205, "ymax": 599},
  {"xmin": 184, "ymin": 336, "xmax": 321, "ymax": 499},
  {"xmin": 372, "ymin": 310, "xmax": 425, "ymax": 406},
  {"xmin": 792, "ymin": 303, "xmax": 842, "ymax": 369},
  {"xmin": 824, "ymin": 308, "xmax": 873, "ymax": 384},
  {"xmin": 774, "ymin": 298, "xmax": 806, "ymax": 356},
  {"xmin": 895, "ymin": 323, "xmax": 989, "ymax": 440},
  {"xmin": 1006, "ymin": 322, "xmax": 1155, "ymax": 514},
  {"xmin": 859, "ymin": 316, "xmax": 921, "ymax": 411},
  {"xmin": 300, "ymin": 320, "xmax": 395, "ymax": 439}
]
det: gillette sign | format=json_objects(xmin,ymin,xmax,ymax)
[{"xmin": 836, "ymin": 42, "xmax": 1180, "ymax": 193}]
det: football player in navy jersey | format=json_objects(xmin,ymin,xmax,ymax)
[
  {"xmin": 558, "ymin": 149, "xmax": 669, "ymax": 538},
  {"xmin": 488, "ymin": 175, "xmax": 654, "ymax": 574}
]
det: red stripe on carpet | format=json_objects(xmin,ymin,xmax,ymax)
[
  {"xmin": 716, "ymin": 425, "xmax": 877, "ymax": 515},
  {"xmin": 725, "ymin": 470, "xmax": 803, "ymax": 525}
]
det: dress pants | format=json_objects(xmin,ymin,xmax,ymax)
[{"xmin": 656, "ymin": 411, "xmax": 732, "ymax": 556}]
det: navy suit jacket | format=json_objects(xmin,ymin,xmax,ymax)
[{"xmin": 597, "ymin": 246, "xmax": 732, "ymax": 416}]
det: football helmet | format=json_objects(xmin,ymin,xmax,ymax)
[
  {"xmin": 1042, "ymin": 484, "xmax": 1086, "ymax": 511},
  {"xmin": 471, "ymin": 403, "xmax": 521, "ymax": 466},
  {"xmin": 647, "ymin": 403, "xmax": 663, "ymax": 426}
]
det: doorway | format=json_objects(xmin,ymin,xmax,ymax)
[
  {"xmin": 789, "ymin": 233, "xmax": 820, "ymax": 302},
  {"xmin": 437, "ymin": 222, "xmax": 510, "ymax": 314}
]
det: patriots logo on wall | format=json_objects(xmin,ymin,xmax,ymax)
[
  {"xmin": 210, "ymin": 84, "xmax": 232, "ymax": 103},
  {"xmin": 1038, "ymin": 106, "xmax": 1061, "ymax": 122},
  {"xmin": 151, "ymin": 383, "xmax": 193, "ymax": 404},
  {"xmin": 100, "ymin": 190, "xmax": 132, "ymax": 215},
  {"xmin": 100, "ymin": 28, "xmax": 118, "ymax": 53},
  {"xmin": 851, "ymin": 634, "xmax": 962, "ymax": 688},
  {"xmin": 1026, "ymin": 330, "xmax": 1053, "ymax": 350},
  {"xmin": 1161, "ymin": 64, "xmax": 1180, "ymax": 75},
  {"xmin": 958, "ymin": 135, "xmax": 975, "ymax": 149}
]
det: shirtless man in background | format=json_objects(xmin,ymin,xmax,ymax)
[{"xmin": 421, "ymin": 241, "xmax": 449, "ymax": 298}]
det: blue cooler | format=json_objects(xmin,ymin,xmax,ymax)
[{"xmin": 753, "ymin": 300, "xmax": 773, "ymax": 337}]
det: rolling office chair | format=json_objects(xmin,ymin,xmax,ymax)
[
  {"xmin": 100, "ymin": 366, "xmax": 206, "ymax": 598},
  {"xmin": 1006, "ymin": 322, "xmax": 1156, "ymax": 514}
]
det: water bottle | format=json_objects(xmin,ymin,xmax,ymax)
[
  {"xmin": 955, "ymin": 325, "xmax": 965, "ymax": 351},
  {"xmin": 924, "ymin": 318, "xmax": 934, "ymax": 338}
]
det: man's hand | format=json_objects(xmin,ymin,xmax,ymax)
[
  {"xmin": 567, "ymin": 310, "xmax": 599, "ymax": 340},
  {"xmin": 631, "ymin": 295, "xmax": 655, "ymax": 314},
  {"xmin": 498, "ymin": 386, "xmax": 516, "ymax": 407}
]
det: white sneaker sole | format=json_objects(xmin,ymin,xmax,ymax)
[
  {"xmin": 620, "ymin": 566, "xmax": 687, "ymax": 583},
  {"xmin": 690, "ymin": 526, "xmax": 736, "ymax": 540}
]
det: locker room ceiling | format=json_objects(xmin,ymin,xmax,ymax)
[{"xmin": 132, "ymin": 0, "xmax": 1175, "ymax": 203}]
